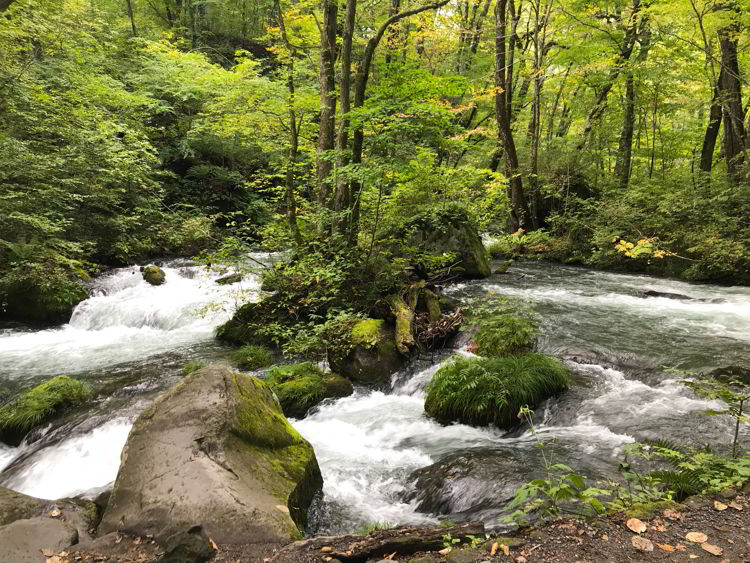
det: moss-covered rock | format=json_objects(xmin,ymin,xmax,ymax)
[
  {"xmin": 142, "ymin": 265, "xmax": 165, "ymax": 286},
  {"xmin": 99, "ymin": 365, "xmax": 323, "ymax": 545},
  {"xmin": 0, "ymin": 274, "xmax": 88, "ymax": 324},
  {"xmin": 232, "ymin": 344, "xmax": 274, "ymax": 370},
  {"xmin": 398, "ymin": 203, "xmax": 491, "ymax": 279},
  {"xmin": 329, "ymin": 319, "xmax": 406, "ymax": 386},
  {"xmin": 0, "ymin": 376, "xmax": 90, "ymax": 446},
  {"xmin": 266, "ymin": 363, "xmax": 353, "ymax": 419},
  {"xmin": 216, "ymin": 272, "xmax": 243, "ymax": 285},
  {"xmin": 472, "ymin": 313, "xmax": 537, "ymax": 358},
  {"xmin": 425, "ymin": 355, "xmax": 569, "ymax": 429},
  {"xmin": 182, "ymin": 361, "xmax": 205, "ymax": 375}
]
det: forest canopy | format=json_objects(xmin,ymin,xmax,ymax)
[{"xmin": 1, "ymin": 0, "xmax": 749, "ymax": 322}]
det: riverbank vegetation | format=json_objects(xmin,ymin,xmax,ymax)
[{"xmin": 2, "ymin": 0, "xmax": 750, "ymax": 322}]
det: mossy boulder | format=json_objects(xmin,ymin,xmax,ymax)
[
  {"xmin": 266, "ymin": 363, "xmax": 353, "ymax": 419},
  {"xmin": 472, "ymin": 313, "xmax": 537, "ymax": 358},
  {"xmin": 216, "ymin": 272, "xmax": 243, "ymax": 285},
  {"xmin": 99, "ymin": 365, "xmax": 322, "ymax": 545},
  {"xmin": 216, "ymin": 295, "xmax": 281, "ymax": 346},
  {"xmin": 329, "ymin": 319, "xmax": 407, "ymax": 386},
  {"xmin": 0, "ymin": 376, "xmax": 90, "ymax": 446},
  {"xmin": 425, "ymin": 355, "xmax": 569, "ymax": 428},
  {"xmin": 397, "ymin": 203, "xmax": 491, "ymax": 279},
  {"xmin": 232, "ymin": 344, "xmax": 274, "ymax": 370},
  {"xmin": 0, "ymin": 275, "xmax": 88, "ymax": 324},
  {"xmin": 142, "ymin": 265, "xmax": 166, "ymax": 286}
]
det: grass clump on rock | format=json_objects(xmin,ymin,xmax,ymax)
[
  {"xmin": 0, "ymin": 376, "xmax": 90, "ymax": 445},
  {"xmin": 472, "ymin": 313, "xmax": 537, "ymax": 357},
  {"xmin": 183, "ymin": 361, "xmax": 205, "ymax": 375},
  {"xmin": 232, "ymin": 345, "xmax": 274, "ymax": 370},
  {"xmin": 425, "ymin": 355, "xmax": 569, "ymax": 429},
  {"xmin": 267, "ymin": 362, "xmax": 353, "ymax": 419}
]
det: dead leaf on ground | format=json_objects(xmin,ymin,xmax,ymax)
[
  {"xmin": 714, "ymin": 501, "xmax": 728, "ymax": 511},
  {"xmin": 48, "ymin": 509, "xmax": 61, "ymax": 518},
  {"xmin": 438, "ymin": 547, "xmax": 451, "ymax": 555},
  {"xmin": 728, "ymin": 501, "xmax": 744, "ymax": 510},
  {"xmin": 209, "ymin": 538, "xmax": 219, "ymax": 550},
  {"xmin": 45, "ymin": 557, "xmax": 62, "ymax": 563},
  {"xmin": 656, "ymin": 544, "xmax": 676, "ymax": 552},
  {"xmin": 632, "ymin": 536, "xmax": 654, "ymax": 552},
  {"xmin": 626, "ymin": 518, "xmax": 647, "ymax": 534},
  {"xmin": 41, "ymin": 549, "xmax": 55, "ymax": 557},
  {"xmin": 701, "ymin": 543, "xmax": 724, "ymax": 556},
  {"xmin": 502, "ymin": 544, "xmax": 510, "ymax": 556},
  {"xmin": 490, "ymin": 542, "xmax": 498, "ymax": 556},
  {"xmin": 686, "ymin": 532, "xmax": 709, "ymax": 543},
  {"xmin": 320, "ymin": 547, "xmax": 333, "ymax": 553},
  {"xmin": 516, "ymin": 557, "xmax": 527, "ymax": 563},
  {"xmin": 663, "ymin": 508, "xmax": 682, "ymax": 520},
  {"xmin": 652, "ymin": 524, "xmax": 667, "ymax": 532},
  {"xmin": 601, "ymin": 534, "xmax": 609, "ymax": 541}
]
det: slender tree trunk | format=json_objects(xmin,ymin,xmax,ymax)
[
  {"xmin": 349, "ymin": 0, "xmax": 450, "ymax": 242},
  {"xmin": 384, "ymin": 0, "xmax": 401, "ymax": 65},
  {"xmin": 496, "ymin": 0, "xmax": 531, "ymax": 231},
  {"xmin": 613, "ymin": 73, "xmax": 636, "ymax": 189},
  {"xmin": 577, "ymin": 0, "xmax": 641, "ymax": 151},
  {"xmin": 316, "ymin": 0, "xmax": 338, "ymax": 229},
  {"xmin": 126, "ymin": 0, "xmax": 138, "ymax": 35},
  {"xmin": 275, "ymin": 0, "xmax": 302, "ymax": 246},
  {"xmin": 699, "ymin": 79, "xmax": 723, "ymax": 176},
  {"xmin": 719, "ymin": 29, "xmax": 747, "ymax": 184},
  {"xmin": 547, "ymin": 64, "xmax": 571, "ymax": 141},
  {"xmin": 334, "ymin": 0, "xmax": 357, "ymax": 238}
]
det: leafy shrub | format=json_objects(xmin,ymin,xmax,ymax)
[
  {"xmin": 0, "ymin": 376, "xmax": 90, "ymax": 444},
  {"xmin": 485, "ymin": 230, "xmax": 567, "ymax": 260},
  {"xmin": 425, "ymin": 355, "xmax": 569, "ymax": 429},
  {"xmin": 232, "ymin": 345, "xmax": 274, "ymax": 370}
]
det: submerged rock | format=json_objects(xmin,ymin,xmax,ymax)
[
  {"xmin": 142, "ymin": 265, "xmax": 166, "ymax": 286},
  {"xmin": 99, "ymin": 365, "xmax": 323, "ymax": 545},
  {"xmin": 642, "ymin": 290, "xmax": 691, "ymax": 300},
  {"xmin": 266, "ymin": 363, "xmax": 353, "ymax": 419},
  {"xmin": 328, "ymin": 319, "xmax": 407, "ymax": 386},
  {"xmin": 708, "ymin": 365, "xmax": 750, "ymax": 386},
  {"xmin": 216, "ymin": 272, "xmax": 243, "ymax": 285}
]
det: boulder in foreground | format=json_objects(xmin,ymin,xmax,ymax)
[{"xmin": 99, "ymin": 365, "xmax": 323, "ymax": 545}]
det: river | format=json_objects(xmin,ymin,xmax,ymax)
[{"xmin": 0, "ymin": 259, "xmax": 748, "ymax": 534}]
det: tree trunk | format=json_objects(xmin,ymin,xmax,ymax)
[
  {"xmin": 384, "ymin": 0, "xmax": 401, "ymax": 65},
  {"xmin": 276, "ymin": 0, "xmax": 302, "ymax": 246},
  {"xmin": 126, "ymin": 0, "xmax": 138, "ymax": 36},
  {"xmin": 334, "ymin": 0, "xmax": 357, "ymax": 238},
  {"xmin": 349, "ymin": 0, "xmax": 450, "ymax": 242},
  {"xmin": 316, "ymin": 0, "xmax": 338, "ymax": 228},
  {"xmin": 719, "ymin": 29, "xmax": 747, "ymax": 184},
  {"xmin": 495, "ymin": 0, "xmax": 531, "ymax": 231},
  {"xmin": 577, "ymin": 0, "xmax": 641, "ymax": 151},
  {"xmin": 613, "ymin": 72, "xmax": 636, "ymax": 189},
  {"xmin": 699, "ymin": 79, "xmax": 722, "ymax": 176}
]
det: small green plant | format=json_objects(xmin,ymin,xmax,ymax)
[
  {"xmin": 232, "ymin": 345, "xmax": 274, "ymax": 370},
  {"xmin": 266, "ymin": 362, "xmax": 352, "ymax": 418},
  {"xmin": 467, "ymin": 297, "xmax": 538, "ymax": 357},
  {"xmin": 355, "ymin": 521, "xmax": 393, "ymax": 535},
  {"xmin": 680, "ymin": 375, "xmax": 749, "ymax": 457},
  {"xmin": 183, "ymin": 361, "xmax": 205, "ymax": 375},
  {"xmin": 441, "ymin": 533, "xmax": 461, "ymax": 551},
  {"xmin": 506, "ymin": 406, "xmax": 611, "ymax": 524}
]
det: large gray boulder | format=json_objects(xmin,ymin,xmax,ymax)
[{"xmin": 99, "ymin": 365, "xmax": 323, "ymax": 545}]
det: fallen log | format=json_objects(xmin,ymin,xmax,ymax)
[{"xmin": 269, "ymin": 522, "xmax": 485, "ymax": 562}]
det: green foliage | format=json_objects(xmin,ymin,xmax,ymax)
[
  {"xmin": 469, "ymin": 300, "xmax": 538, "ymax": 358},
  {"xmin": 0, "ymin": 376, "xmax": 90, "ymax": 443},
  {"xmin": 424, "ymin": 355, "xmax": 570, "ymax": 429},
  {"xmin": 266, "ymin": 363, "xmax": 352, "ymax": 419},
  {"xmin": 485, "ymin": 231, "xmax": 570, "ymax": 260},
  {"xmin": 232, "ymin": 345, "xmax": 274, "ymax": 370},
  {"xmin": 355, "ymin": 521, "xmax": 394, "ymax": 535},
  {"xmin": 183, "ymin": 361, "xmax": 205, "ymax": 375}
]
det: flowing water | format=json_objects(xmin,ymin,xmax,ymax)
[{"xmin": 0, "ymin": 259, "xmax": 748, "ymax": 534}]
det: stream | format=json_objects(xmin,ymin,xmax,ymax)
[{"xmin": 1, "ymin": 259, "xmax": 748, "ymax": 534}]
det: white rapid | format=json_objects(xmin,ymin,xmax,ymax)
[{"xmin": 0, "ymin": 259, "xmax": 263, "ymax": 499}]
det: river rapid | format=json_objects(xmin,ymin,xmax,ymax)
[{"xmin": 0, "ymin": 259, "xmax": 748, "ymax": 534}]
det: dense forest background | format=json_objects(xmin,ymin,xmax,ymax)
[{"xmin": 1, "ymin": 0, "xmax": 749, "ymax": 323}]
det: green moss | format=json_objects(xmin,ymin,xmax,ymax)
[
  {"xmin": 473, "ymin": 313, "xmax": 537, "ymax": 358},
  {"xmin": 232, "ymin": 344, "xmax": 274, "ymax": 370},
  {"xmin": 230, "ymin": 374, "xmax": 302, "ymax": 449},
  {"xmin": 183, "ymin": 361, "xmax": 205, "ymax": 375},
  {"xmin": 142, "ymin": 265, "xmax": 165, "ymax": 286},
  {"xmin": 352, "ymin": 319, "xmax": 387, "ymax": 348},
  {"xmin": 424, "ymin": 355, "xmax": 569, "ymax": 429},
  {"xmin": 266, "ymin": 363, "xmax": 352, "ymax": 419},
  {"xmin": 0, "ymin": 376, "xmax": 90, "ymax": 445},
  {"xmin": 624, "ymin": 500, "xmax": 680, "ymax": 520}
]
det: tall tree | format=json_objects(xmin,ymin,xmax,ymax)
[
  {"xmin": 718, "ymin": 19, "xmax": 747, "ymax": 183},
  {"xmin": 495, "ymin": 0, "xmax": 531, "ymax": 231},
  {"xmin": 316, "ymin": 0, "xmax": 338, "ymax": 226}
]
